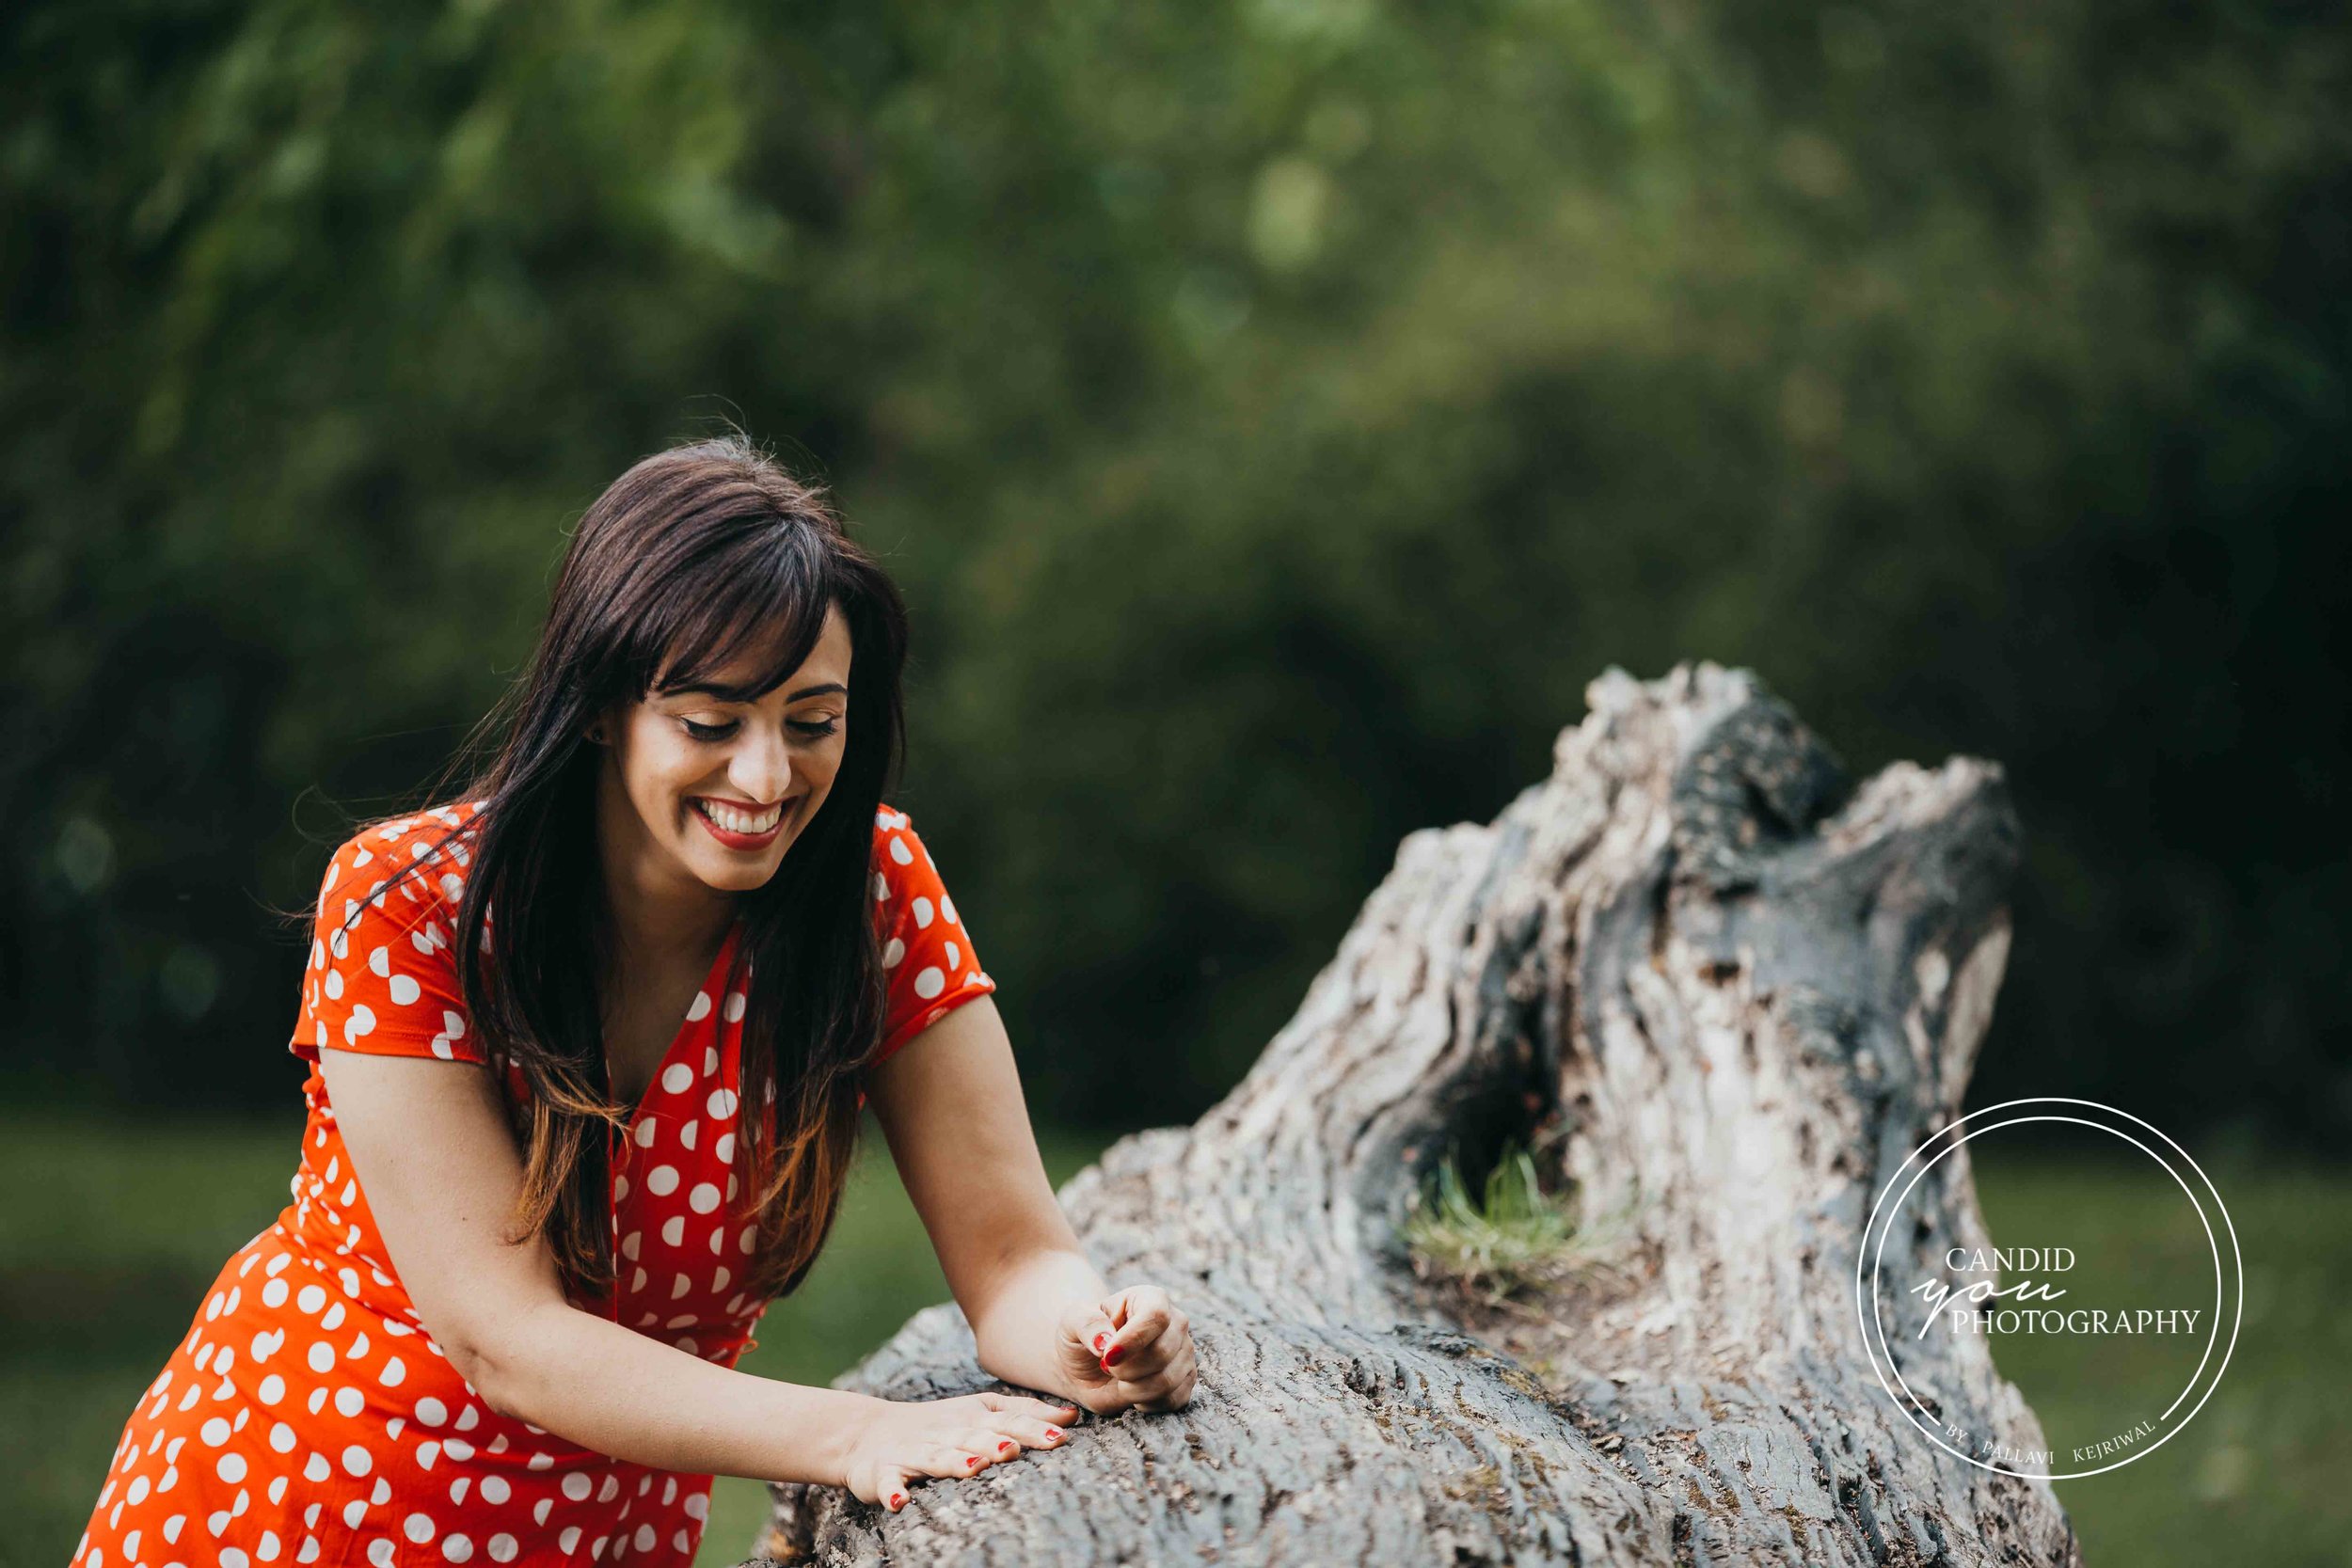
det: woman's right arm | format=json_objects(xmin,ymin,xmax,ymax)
[{"xmin": 318, "ymin": 1046, "xmax": 1075, "ymax": 1504}]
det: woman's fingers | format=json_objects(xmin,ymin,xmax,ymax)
[
  {"xmin": 976, "ymin": 1390, "xmax": 1082, "ymax": 1424},
  {"xmin": 924, "ymin": 1440, "xmax": 995, "ymax": 1479},
  {"xmin": 989, "ymin": 1414, "xmax": 1071, "ymax": 1453},
  {"xmin": 1111, "ymin": 1339, "xmax": 1199, "ymax": 1412},
  {"xmin": 1101, "ymin": 1288, "xmax": 1182, "ymax": 1372}
]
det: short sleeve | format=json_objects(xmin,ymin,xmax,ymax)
[
  {"xmin": 869, "ymin": 805, "xmax": 997, "ymax": 1063},
  {"xmin": 290, "ymin": 808, "xmax": 485, "ymax": 1066}
]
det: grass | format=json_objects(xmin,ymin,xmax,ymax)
[
  {"xmin": 5, "ymin": 1111, "xmax": 2344, "ymax": 1566},
  {"xmin": 1399, "ymin": 1141, "xmax": 1640, "ymax": 1308}
]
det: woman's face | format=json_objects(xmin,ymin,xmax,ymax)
[{"xmin": 599, "ymin": 602, "xmax": 854, "ymax": 898}]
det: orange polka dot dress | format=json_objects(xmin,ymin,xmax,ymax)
[{"xmin": 72, "ymin": 800, "xmax": 994, "ymax": 1568}]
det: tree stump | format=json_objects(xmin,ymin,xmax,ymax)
[{"xmin": 742, "ymin": 661, "xmax": 2082, "ymax": 1567}]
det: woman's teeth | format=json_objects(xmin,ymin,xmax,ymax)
[{"xmin": 695, "ymin": 799, "xmax": 784, "ymax": 835}]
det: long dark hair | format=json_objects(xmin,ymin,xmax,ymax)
[{"xmin": 300, "ymin": 432, "xmax": 910, "ymax": 1304}]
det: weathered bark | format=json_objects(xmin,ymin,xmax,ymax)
[{"xmin": 743, "ymin": 661, "xmax": 2081, "ymax": 1567}]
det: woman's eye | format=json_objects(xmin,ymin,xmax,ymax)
[
  {"xmin": 681, "ymin": 718, "xmax": 739, "ymax": 742},
  {"xmin": 789, "ymin": 718, "xmax": 842, "ymax": 739}
]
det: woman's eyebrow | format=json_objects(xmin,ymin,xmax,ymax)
[{"xmin": 663, "ymin": 679, "xmax": 847, "ymax": 704}]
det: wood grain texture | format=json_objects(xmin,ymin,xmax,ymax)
[{"xmin": 741, "ymin": 661, "xmax": 2081, "ymax": 1567}]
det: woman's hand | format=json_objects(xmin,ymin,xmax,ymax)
[
  {"xmin": 1055, "ymin": 1284, "xmax": 1199, "ymax": 1415},
  {"xmin": 837, "ymin": 1390, "xmax": 1081, "ymax": 1511}
]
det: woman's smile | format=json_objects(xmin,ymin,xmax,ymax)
[{"xmin": 689, "ymin": 794, "xmax": 790, "ymax": 849}]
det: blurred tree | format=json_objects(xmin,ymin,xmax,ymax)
[{"xmin": 3, "ymin": 0, "xmax": 2344, "ymax": 1146}]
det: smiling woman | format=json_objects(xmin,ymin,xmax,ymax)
[{"xmin": 69, "ymin": 433, "xmax": 1196, "ymax": 1568}]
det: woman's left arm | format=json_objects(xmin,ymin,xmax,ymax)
[{"xmin": 866, "ymin": 996, "xmax": 1198, "ymax": 1416}]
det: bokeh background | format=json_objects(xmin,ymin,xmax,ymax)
[{"xmin": 5, "ymin": 1, "xmax": 2345, "ymax": 1563}]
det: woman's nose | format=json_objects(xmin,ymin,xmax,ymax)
[{"xmin": 731, "ymin": 726, "xmax": 793, "ymax": 805}]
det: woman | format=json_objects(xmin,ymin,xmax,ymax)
[{"xmin": 72, "ymin": 435, "xmax": 1198, "ymax": 1568}]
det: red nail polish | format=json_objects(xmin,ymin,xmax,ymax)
[
  {"xmin": 1091, "ymin": 1333, "xmax": 1106, "ymax": 1353},
  {"xmin": 965, "ymin": 1455, "xmax": 981, "ymax": 1467},
  {"xmin": 998, "ymin": 1441, "xmax": 1014, "ymax": 1452},
  {"xmin": 1104, "ymin": 1345, "xmax": 1126, "ymax": 1366},
  {"xmin": 1045, "ymin": 1428, "xmax": 1063, "ymax": 1439},
  {"xmin": 889, "ymin": 1493, "xmax": 905, "ymax": 1509}
]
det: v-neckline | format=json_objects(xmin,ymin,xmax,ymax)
[{"xmin": 612, "ymin": 919, "xmax": 739, "ymax": 1128}]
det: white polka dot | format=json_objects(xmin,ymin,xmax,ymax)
[
  {"xmin": 217, "ymin": 1451, "xmax": 247, "ymax": 1483},
  {"xmin": 873, "ymin": 871, "xmax": 889, "ymax": 900},
  {"xmin": 479, "ymin": 1477, "xmax": 509, "ymax": 1505},
  {"xmin": 660, "ymin": 1216, "xmax": 684, "ymax": 1246},
  {"xmin": 200, "ymin": 1418, "xmax": 231, "ymax": 1448},
  {"xmin": 368, "ymin": 1540, "xmax": 394, "ymax": 1568},
  {"xmin": 914, "ymin": 966, "xmax": 946, "ymax": 1000},
  {"xmin": 304, "ymin": 1452, "xmax": 331, "ymax": 1483},
  {"xmin": 635, "ymin": 1524, "xmax": 656, "ymax": 1551},
  {"xmin": 405, "ymin": 1513, "xmax": 437, "ymax": 1544},
  {"xmin": 723, "ymin": 992, "xmax": 746, "ymax": 1022},
  {"xmin": 369, "ymin": 946, "xmax": 390, "ymax": 977},
  {"xmin": 689, "ymin": 1183, "xmax": 721, "ymax": 1214},
  {"xmin": 889, "ymin": 836, "xmax": 914, "ymax": 865},
  {"xmin": 913, "ymin": 895, "xmax": 934, "ymax": 928},
  {"xmin": 487, "ymin": 1536, "xmax": 517, "ymax": 1563},
  {"xmin": 389, "ymin": 974, "xmax": 421, "ymax": 1006},
  {"xmin": 325, "ymin": 970, "xmax": 344, "ymax": 1001},
  {"xmin": 379, "ymin": 1357, "xmax": 405, "ymax": 1387},
  {"xmin": 441, "ymin": 1533, "xmax": 473, "ymax": 1561},
  {"xmin": 684, "ymin": 1492, "xmax": 709, "ymax": 1521},
  {"xmin": 415, "ymin": 1397, "xmax": 447, "ymax": 1427},
  {"xmin": 633, "ymin": 1119, "xmax": 657, "ymax": 1149},
  {"xmin": 442, "ymin": 1008, "xmax": 467, "ymax": 1038},
  {"xmin": 335, "ymin": 1387, "xmax": 364, "ymax": 1418},
  {"xmin": 645, "ymin": 1164, "xmax": 679, "ymax": 1196},
  {"xmin": 686, "ymin": 990, "xmax": 712, "ymax": 1022},
  {"xmin": 342, "ymin": 1446, "xmax": 373, "ymax": 1477},
  {"xmin": 942, "ymin": 893, "xmax": 959, "ymax": 925},
  {"xmin": 715, "ymin": 1132, "xmax": 735, "ymax": 1163},
  {"xmin": 621, "ymin": 1231, "xmax": 641, "ymax": 1261},
  {"xmin": 562, "ymin": 1474, "xmax": 592, "ymax": 1502},
  {"xmin": 344, "ymin": 1005, "xmax": 375, "ymax": 1042},
  {"xmin": 660, "ymin": 1064, "xmax": 691, "ymax": 1095},
  {"xmin": 706, "ymin": 1087, "xmax": 737, "ymax": 1119},
  {"xmin": 882, "ymin": 938, "xmax": 905, "ymax": 968},
  {"xmin": 946, "ymin": 942, "xmax": 961, "ymax": 971},
  {"xmin": 739, "ymin": 1225, "xmax": 756, "ymax": 1255},
  {"xmin": 223, "ymin": 1550, "xmax": 251, "ymax": 1568},
  {"xmin": 307, "ymin": 1343, "xmax": 335, "ymax": 1374},
  {"xmin": 261, "ymin": 1279, "xmax": 289, "ymax": 1309},
  {"xmin": 558, "ymin": 1528, "xmax": 581, "ymax": 1554},
  {"xmin": 270, "ymin": 1423, "xmax": 296, "ymax": 1454}
]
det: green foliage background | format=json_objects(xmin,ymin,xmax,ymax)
[{"xmin": 4, "ymin": 0, "xmax": 2346, "ymax": 1145}]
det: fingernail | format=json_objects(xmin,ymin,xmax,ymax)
[
  {"xmin": 1104, "ymin": 1345, "xmax": 1126, "ymax": 1366},
  {"xmin": 1091, "ymin": 1333, "xmax": 1106, "ymax": 1353}
]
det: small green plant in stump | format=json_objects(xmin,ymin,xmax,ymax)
[{"xmin": 1402, "ymin": 1141, "xmax": 1585, "ymax": 1307}]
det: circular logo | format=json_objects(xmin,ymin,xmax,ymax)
[{"xmin": 1854, "ymin": 1097, "xmax": 2242, "ymax": 1480}]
